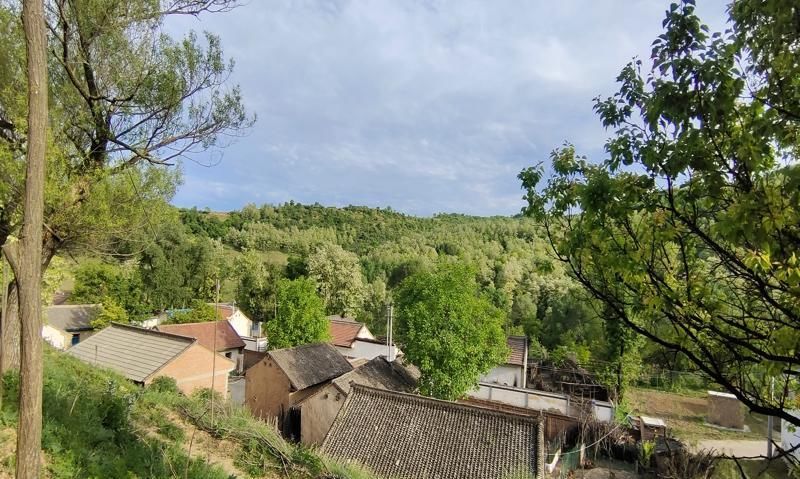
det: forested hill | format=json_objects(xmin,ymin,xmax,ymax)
[{"xmin": 177, "ymin": 203, "xmax": 608, "ymax": 362}]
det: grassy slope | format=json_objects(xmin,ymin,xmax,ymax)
[{"xmin": 0, "ymin": 347, "xmax": 373, "ymax": 479}]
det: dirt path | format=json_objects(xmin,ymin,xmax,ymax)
[{"xmin": 691, "ymin": 439, "xmax": 768, "ymax": 458}]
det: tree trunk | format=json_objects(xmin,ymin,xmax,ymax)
[
  {"xmin": 8, "ymin": 0, "xmax": 48, "ymax": 476},
  {"xmin": 0, "ymin": 281, "xmax": 20, "ymax": 373}
]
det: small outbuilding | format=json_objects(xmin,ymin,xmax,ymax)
[
  {"xmin": 245, "ymin": 342, "xmax": 352, "ymax": 435},
  {"xmin": 68, "ymin": 323, "xmax": 235, "ymax": 395},
  {"xmin": 298, "ymin": 355, "xmax": 419, "ymax": 445},
  {"xmin": 707, "ymin": 391, "xmax": 745, "ymax": 429},
  {"xmin": 42, "ymin": 304, "xmax": 100, "ymax": 349}
]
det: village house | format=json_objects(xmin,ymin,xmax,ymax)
[
  {"xmin": 68, "ymin": 323, "xmax": 235, "ymax": 395},
  {"xmin": 42, "ymin": 304, "xmax": 100, "ymax": 349},
  {"xmin": 481, "ymin": 335, "xmax": 529, "ymax": 388},
  {"xmin": 297, "ymin": 355, "xmax": 419, "ymax": 445},
  {"xmin": 323, "ymin": 385, "xmax": 545, "ymax": 479},
  {"xmin": 156, "ymin": 320, "xmax": 246, "ymax": 373},
  {"xmin": 328, "ymin": 315, "xmax": 401, "ymax": 361},
  {"xmin": 212, "ymin": 302, "xmax": 268, "ymax": 352},
  {"xmin": 245, "ymin": 342, "xmax": 353, "ymax": 434}
]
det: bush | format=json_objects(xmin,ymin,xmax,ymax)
[{"xmin": 148, "ymin": 376, "xmax": 180, "ymax": 394}]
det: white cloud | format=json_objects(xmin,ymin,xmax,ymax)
[{"xmin": 169, "ymin": 0, "xmax": 729, "ymax": 215}]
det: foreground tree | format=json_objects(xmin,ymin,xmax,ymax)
[
  {"xmin": 0, "ymin": 0, "xmax": 252, "ymax": 370},
  {"xmin": 265, "ymin": 277, "xmax": 329, "ymax": 350},
  {"xmin": 521, "ymin": 0, "xmax": 800, "ymax": 429},
  {"xmin": 1, "ymin": 0, "xmax": 48, "ymax": 475},
  {"xmin": 395, "ymin": 263, "xmax": 508, "ymax": 400}
]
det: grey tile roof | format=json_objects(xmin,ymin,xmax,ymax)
[
  {"xmin": 331, "ymin": 356, "xmax": 419, "ymax": 395},
  {"xmin": 67, "ymin": 323, "xmax": 195, "ymax": 382},
  {"xmin": 269, "ymin": 342, "xmax": 353, "ymax": 391},
  {"xmin": 45, "ymin": 305, "xmax": 100, "ymax": 332},
  {"xmin": 323, "ymin": 385, "xmax": 543, "ymax": 479}
]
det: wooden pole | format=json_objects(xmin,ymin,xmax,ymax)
[{"xmin": 210, "ymin": 279, "xmax": 219, "ymax": 427}]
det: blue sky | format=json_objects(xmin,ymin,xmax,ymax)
[{"xmin": 169, "ymin": 0, "xmax": 728, "ymax": 216}]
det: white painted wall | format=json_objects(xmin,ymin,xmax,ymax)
[
  {"xmin": 334, "ymin": 340, "xmax": 401, "ymax": 361},
  {"xmin": 42, "ymin": 324, "xmax": 66, "ymax": 349},
  {"xmin": 782, "ymin": 410, "xmax": 800, "ymax": 462},
  {"xmin": 481, "ymin": 364, "xmax": 525, "ymax": 388},
  {"xmin": 470, "ymin": 383, "xmax": 570, "ymax": 415},
  {"xmin": 243, "ymin": 336, "xmax": 268, "ymax": 352},
  {"xmin": 228, "ymin": 310, "xmax": 256, "ymax": 337}
]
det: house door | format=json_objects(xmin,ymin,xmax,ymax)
[{"xmin": 71, "ymin": 334, "xmax": 80, "ymax": 346}]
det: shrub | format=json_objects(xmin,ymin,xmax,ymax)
[{"xmin": 149, "ymin": 376, "xmax": 180, "ymax": 394}]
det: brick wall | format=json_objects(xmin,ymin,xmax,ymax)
[{"xmin": 148, "ymin": 343, "xmax": 235, "ymax": 396}]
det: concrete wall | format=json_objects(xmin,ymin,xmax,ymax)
[
  {"xmin": 470, "ymin": 383, "xmax": 570, "ymax": 415},
  {"xmin": 481, "ymin": 364, "xmax": 525, "ymax": 388},
  {"xmin": 781, "ymin": 410, "xmax": 800, "ymax": 462},
  {"xmin": 149, "ymin": 343, "xmax": 234, "ymax": 396},
  {"xmin": 592, "ymin": 401, "xmax": 614, "ymax": 422},
  {"xmin": 300, "ymin": 383, "xmax": 348, "ymax": 445},
  {"xmin": 245, "ymin": 356, "xmax": 324, "ymax": 421},
  {"xmin": 243, "ymin": 336, "xmax": 268, "ymax": 352},
  {"xmin": 334, "ymin": 340, "xmax": 402, "ymax": 361}
]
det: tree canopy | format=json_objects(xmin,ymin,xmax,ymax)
[
  {"xmin": 520, "ymin": 0, "xmax": 800, "ymax": 426},
  {"xmin": 265, "ymin": 277, "xmax": 329, "ymax": 350},
  {"xmin": 395, "ymin": 263, "xmax": 509, "ymax": 400}
]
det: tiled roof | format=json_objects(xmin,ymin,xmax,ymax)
[
  {"xmin": 45, "ymin": 304, "xmax": 100, "ymax": 332},
  {"xmin": 269, "ymin": 342, "xmax": 352, "ymax": 391},
  {"xmin": 328, "ymin": 319, "xmax": 365, "ymax": 348},
  {"xmin": 327, "ymin": 314, "xmax": 358, "ymax": 323},
  {"xmin": 330, "ymin": 356, "xmax": 419, "ymax": 395},
  {"xmin": 156, "ymin": 320, "xmax": 245, "ymax": 351},
  {"xmin": 208, "ymin": 303, "xmax": 235, "ymax": 320},
  {"xmin": 507, "ymin": 336, "xmax": 527, "ymax": 367},
  {"xmin": 68, "ymin": 323, "xmax": 194, "ymax": 382},
  {"xmin": 323, "ymin": 385, "xmax": 543, "ymax": 479}
]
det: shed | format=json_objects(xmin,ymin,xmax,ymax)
[
  {"xmin": 245, "ymin": 342, "xmax": 352, "ymax": 436},
  {"xmin": 42, "ymin": 304, "xmax": 100, "ymax": 349},
  {"xmin": 68, "ymin": 323, "xmax": 235, "ymax": 395},
  {"xmin": 707, "ymin": 391, "xmax": 745, "ymax": 429}
]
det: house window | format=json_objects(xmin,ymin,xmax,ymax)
[
  {"xmin": 225, "ymin": 352, "xmax": 232, "ymax": 359},
  {"xmin": 71, "ymin": 334, "xmax": 80, "ymax": 346}
]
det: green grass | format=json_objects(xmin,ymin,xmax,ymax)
[{"xmin": 0, "ymin": 347, "xmax": 375, "ymax": 479}]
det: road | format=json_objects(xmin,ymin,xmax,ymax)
[
  {"xmin": 692, "ymin": 439, "xmax": 769, "ymax": 458},
  {"xmin": 228, "ymin": 376, "xmax": 245, "ymax": 406}
]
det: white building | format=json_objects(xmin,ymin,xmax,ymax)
[
  {"xmin": 328, "ymin": 315, "xmax": 401, "ymax": 361},
  {"xmin": 480, "ymin": 336, "xmax": 529, "ymax": 388},
  {"xmin": 42, "ymin": 304, "xmax": 101, "ymax": 349},
  {"xmin": 782, "ymin": 410, "xmax": 800, "ymax": 463}
]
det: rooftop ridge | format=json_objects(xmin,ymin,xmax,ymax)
[
  {"xmin": 349, "ymin": 384, "xmax": 543, "ymax": 425},
  {"xmin": 109, "ymin": 322, "xmax": 196, "ymax": 344}
]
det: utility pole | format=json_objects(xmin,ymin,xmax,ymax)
[
  {"xmin": 210, "ymin": 279, "xmax": 220, "ymax": 427},
  {"xmin": 386, "ymin": 303, "xmax": 395, "ymax": 362},
  {"xmin": 767, "ymin": 376, "xmax": 775, "ymax": 458}
]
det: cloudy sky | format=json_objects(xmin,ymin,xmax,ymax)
[{"xmin": 169, "ymin": 0, "xmax": 728, "ymax": 216}]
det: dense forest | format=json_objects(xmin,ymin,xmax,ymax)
[{"xmin": 67, "ymin": 201, "xmax": 658, "ymax": 392}]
